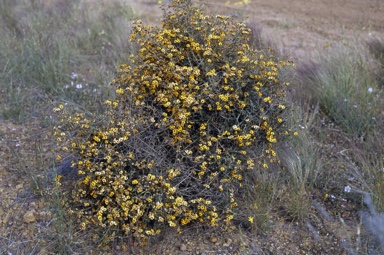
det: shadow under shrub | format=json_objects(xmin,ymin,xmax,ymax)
[{"xmin": 54, "ymin": 0, "xmax": 293, "ymax": 243}]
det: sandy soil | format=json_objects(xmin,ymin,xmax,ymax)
[{"xmin": 130, "ymin": 0, "xmax": 384, "ymax": 58}]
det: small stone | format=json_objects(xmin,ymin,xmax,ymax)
[
  {"xmin": 39, "ymin": 248, "xmax": 49, "ymax": 255},
  {"xmin": 23, "ymin": 210, "xmax": 36, "ymax": 223},
  {"xmin": 3, "ymin": 213, "xmax": 10, "ymax": 224},
  {"xmin": 179, "ymin": 244, "xmax": 187, "ymax": 251},
  {"xmin": 39, "ymin": 211, "xmax": 52, "ymax": 222},
  {"xmin": 210, "ymin": 236, "xmax": 218, "ymax": 243},
  {"xmin": 16, "ymin": 183, "xmax": 24, "ymax": 190},
  {"xmin": 223, "ymin": 238, "xmax": 232, "ymax": 247},
  {"xmin": 23, "ymin": 229, "xmax": 31, "ymax": 238}
]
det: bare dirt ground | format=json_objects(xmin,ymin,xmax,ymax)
[
  {"xmin": 130, "ymin": 0, "xmax": 384, "ymax": 58},
  {"xmin": 221, "ymin": 0, "xmax": 383, "ymax": 56},
  {"xmin": 1, "ymin": 0, "xmax": 383, "ymax": 254}
]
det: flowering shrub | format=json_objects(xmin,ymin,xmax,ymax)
[{"xmin": 54, "ymin": 0, "xmax": 292, "ymax": 242}]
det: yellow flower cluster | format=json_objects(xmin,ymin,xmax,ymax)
[{"xmin": 53, "ymin": 0, "xmax": 292, "ymax": 243}]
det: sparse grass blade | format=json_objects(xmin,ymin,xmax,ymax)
[
  {"xmin": 367, "ymin": 36, "xmax": 384, "ymax": 87},
  {"xmin": 352, "ymin": 131, "xmax": 384, "ymax": 213},
  {"xmin": 360, "ymin": 194, "xmax": 384, "ymax": 254},
  {"xmin": 295, "ymin": 45, "xmax": 382, "ymax": 137},
  {"xmin": 239, "ymin": 163, "xmax": 283, "ymax": 234},
  {"xmin": 278, "ymin": 131, "xmax": 322, "ymax": 221},
  {"xmin": 0, "ymin": 0, "xmax": 134, "ymax": 123}
]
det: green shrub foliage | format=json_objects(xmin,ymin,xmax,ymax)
[{"xmin": 54, "ymin": 0, "xmax": 293, "ymax": 241}]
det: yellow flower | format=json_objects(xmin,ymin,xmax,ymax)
[
  {"xmin": 55, "ymin": 175, "xmax": 63, "ymax": 186},
  {"xmin": 219, "ymin": 94, "xmax": 229, "ymax": 102},
  {"xmin": 181, "ymin": 218, "xmax": 190, "ymax": 225},
  {"xmin": 155, "ymin": 202, "xmax": 163, "ymax": 210},
  {"xmin": 248, "ymin": 216, "xmax": 254, "ymax": 224},
  {"xmin": 206, "ymin": 69, "xmax": 216, "ymax": 76},
  {"xmin": 116, "ymin": 88, "xmax": 124, "ymax": 94},
  {"xmin": 263, "ymin": 96, "xmax": 271, "ymax": 103},
  {"xmin": 168, "ymin": 221, "xmax": 176, "ymax": 227}
]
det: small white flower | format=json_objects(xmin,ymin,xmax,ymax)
[
  {"xmin": 71, "ymin": 72, "xmax": 78, "ymax": 79},
  {"xmin": 368, "ymin": 87, "xmax": 373, "ymax": 93},
  {"xmin": 76, "ymin": 84, "xmax": 82, "ymax": 89},
  {"xmin": 344, "ymin": 185, "xmax": 351, "ymax": 193}
]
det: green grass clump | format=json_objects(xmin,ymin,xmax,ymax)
[
  {"xmin": 54, "ymin": 0, "xmax": 293, "ymax": 242},
  {"xmin": 0, "ymin": 0, "xmax": 133, "ymax": 123},
  {"xmin": 295, "ymin": 45, "xmax": 382, "ymax": 137},
  {"xmin": 367, "ymin": 36, "xmax": 384, "ymax": 87}
]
